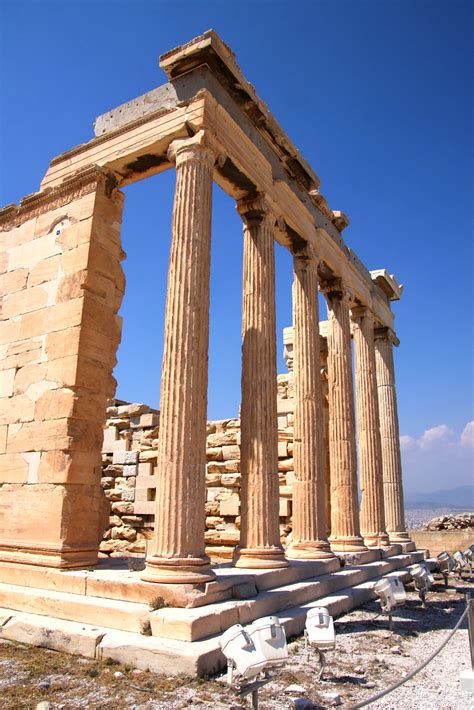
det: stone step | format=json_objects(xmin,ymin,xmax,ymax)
[
  {"xmin": 0, "ymin": 556, "xmax": 341, "ymax": 608},
  {"xmin": 0, "ymin": 558, "xmax": 436, "ymax": 677},
  {"xmin": 0, "ymin": 611, "xmax": 220, "ymax": 676},
  {"xmin": 0, "ymin": 551, "xmax": 427, "ymax": 642},
  {"xmin": 149, "ymin": 552, "xmax": 425, "ymax": 641},
  {"xmin": 0, "ymin": 582, "xmax": 150, "ymax": 634}
]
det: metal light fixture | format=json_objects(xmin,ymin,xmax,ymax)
[
  {"xmin": 247, "ymin": 616, "xmax": 288, "ymax": 669},
  {"xmin": 410, "ymin": 563, "xmax": 433, "ymax": 607},
  {"xmin": 389, "ymin": 575, "xmax": 407, "ymax": 605},
  {"xmin": 219, "ymin": 623, "xmax": 267, "ymax": 682},
  {"xmin": 219, "ymin": 616, "xmax": 288, "ymax": 708},
  {"xmin": 453, "ymin": 550, "xmax": 470, "ymax": 579},
  {"xmin": 437, "ymin": 551, "xmax": 456, "ymax": 587},
  {"xmin": 304, "ymin": 606, "xmax": 336, "ymax": 680},
  {"xmin": 463, "ymin": 548, "xmax": 474, "ymax": 572},
  {"xmin": 373, "ymin": 576, "xmax": 406, "ymax": 631}
]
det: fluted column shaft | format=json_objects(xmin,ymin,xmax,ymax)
[
  {"xmin": 352, "ymin": 309, "xmax": 389, "ymax": 547},
  {"xmin": 323, "ymin": 285, "xmax": 367, "ymax": 552},
  {"xmin": 287, "ymin": 250, "xmax": 333, "ymax": 559},
  {"xmin": 374, "ymin": 328, "xmax": 410, "ymax": 542},
  {"xmin": 233, "ymin": 196, "xmax": 287, "ymax": 569},
  {"xmin": 142, "ymin": 132, "xmax": 215, "ymax": 584},
  {"xmin": 320, "ymin": 341, "xmax": 331, "ymax": 538}
]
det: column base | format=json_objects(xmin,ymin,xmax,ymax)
[
  {"xmin": 388, "ymin": 531, "xmax": 412, "ymax": 544},
  {"xmin": 0, "ymin": 541, "xmax": 99, "ymax": 569},
  {"xmin": 286, "ymin": 540, "xmax": 336, "ymax": 560},
  {"xmin": 363, "ymin": 532, "xmax": 390, "ymax": 548},
  {"xmin": 140, "ymin": 555, "xmax": 216, "ymax": 584},
  {"xmin": 232, "ymin": 546, "xmax": 288, "ymax": 569},
  {"xmin": 329, "ymin": 536, "xmax": 368, "ymax": 553}
]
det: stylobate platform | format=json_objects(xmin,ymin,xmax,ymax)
[{"xmin": 0, "ymin": 546, "xmax": 430, "ymax": 676}]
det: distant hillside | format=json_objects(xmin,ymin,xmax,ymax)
[{"xmin": 405, "ymin": 485, "xmax": 474, "ymax": 509}]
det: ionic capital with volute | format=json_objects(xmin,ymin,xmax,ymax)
[
  {"xmin": 292, "ymin": 241, "xmax": 321, "ymax": 267},
  {"xmin": 351, "ymin": 304, "xmax": 373, "ymax": 323},
  {"xmin": 320, "ymin": 276, "xmax": 355, "ymax": 307},
  {"xmin": 167, "ymin": 129, "xmax": 218, "ymax": 170},
  {"xmin": 236, "ymin": 193, "xmax": 279, "ymax": 229},
  {"xmin": 374, "ymin": 325, "xmax": 400, "ymax": 348}
]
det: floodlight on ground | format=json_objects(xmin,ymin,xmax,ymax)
[
  {"xmin": 410, "ymin": 563, "xmax": 433, "ymax": 607},
  {"xmin": 463, "ymin": 548, "xmax": 474, "ymax": 572},
  {"xmin": 453, "ymin": 550, "xmax": 470, "ymax": 579},
  {"xmin": 437, "ymin": 551, "xmax": 456, "ymax": 586},
  {"xmin": 247, "ymin": 616, "xmax": 288, "ymax": 669},
  {"xmin": 305, "ymin": 606, "xmax": 336, "ymax": 680},
  {"xmin": 426, "ymin": 567, "xmax": 435, "ymax": 586},
  {"xmin": 220, "ymin": 617, "xmax": 288, "ymax": 708},
  {"xmin": 219, "ymin": 623, "xmax": 267, "ymax": 683},
  {"xmin": 388, "ymin": 575, "xmax": 407, "ymax": 605},
  {"xmin": 373, "ymin": 578, "xmax": 400, "ymax": 631}
]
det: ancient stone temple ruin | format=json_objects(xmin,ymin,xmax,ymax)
[{"xmin": 0, "ymin": 31, "xmax": 425, "ymax": 673}]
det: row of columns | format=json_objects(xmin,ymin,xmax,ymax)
[{"xmin": 142, "ymin": 133, "xmax": 409, "ymax": 585}]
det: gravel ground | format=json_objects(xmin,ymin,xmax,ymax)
[{"xmin": 0, "ymin": 573, "xmax": 473, "ymax": 709}]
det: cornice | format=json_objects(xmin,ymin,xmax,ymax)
[{"xmin": 0, "ymin": 166, "xmax": 118, "ymax": 231}]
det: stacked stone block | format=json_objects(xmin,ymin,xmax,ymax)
[
  {"xmin": 100, "ymin": 401, "xmax": 159, "ymax": 557},
  {"xmin": 100, "ymin": 401, "xmax": 295, "ymax": 559},
  {"xmin": 0, "ymin": 168, "xmax": 125, "ymax": 568}
]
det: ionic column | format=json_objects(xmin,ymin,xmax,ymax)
[
  {"xmin": 322, "ymin": 282, "xmax": 367, "ymax": 552},
  {"xmin": 233, "ymin": 196, "xmax": 287, "ymax": 569},
  {"xmin": 142, "ymin": 132, "xmax": 216, "ymax": 584},
  {"xmin": 287, "ymin": 248, "xmax": 333, "ymax": 559},
  {"xmin": 320, "ymin": 338, "xmax": 331, "ymax": 538},
  {"xmin": 352, "ymin": 308, "xmax": 389, "ymax": 547},
  {"xmin": 374, "ymin": 328, "xmax": 411, "ymax": 543}
]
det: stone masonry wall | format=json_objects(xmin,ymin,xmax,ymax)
[{"xmin": 100, "ymin": 376, "xmax": 296, "ymax": 560}]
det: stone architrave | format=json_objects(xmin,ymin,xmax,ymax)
[
  {"xmin": 287, "ymin": 248, "xmax": 333, "ymax": 559},
  {"xmin": 352, "ymin": 308, "xmax": 389, "ymax": 547},
  {"xmin": 374, "ymin": 328, "xmax": 411, "ymax": 543},
  {"xmin": 142, "ymin": 132, "xmax": 216, "ymax": 584},
  {"xmin": 322, "ymin": 282, "xmax": 367, "ymax": 552},
  {"xmin": 233, "ymin": 196, "xmax": 287, "ymax": 569}
]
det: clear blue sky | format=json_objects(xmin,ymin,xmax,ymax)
[{"xmin": 1, "ymin": 0, "xmax": 472, "ymax": 493}]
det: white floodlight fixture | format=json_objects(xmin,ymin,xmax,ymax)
[
  {"xmin": 220, "ymin": 617, "xmax": 288, "ymax": 707},
  {"xmin": 424, "ymin": 566, "xmax": 435, "ymax": 589},
  {"xmin": 374, "ymin": 578, "xmax": 397, "ymax": 613},
  {"xmin": 453, "ymin": 550, "xmax": 469, "ymax": 578},
  {"xmin": 410, "ymin": 563, "xmax": 433, "ymax": 607},
  {"xmin": 373, "ymin": 578, "xmax": 398, "ymax": 631},
  {"xmin": 247, "ymin": 616, "xmax": 288, "ymax": 669},
  {"xmin": 219, "ymin": 623, "xmax": 267, "ymax": 683},
  {"xmin": 437, "ymin": 551, "xmax": 456, "ymax": 586},
  {"xmin": 387, "ymin": 575, "xmax": 407, "ymax": 605},
  {"xmin": 463, "ymin": 548, "xmax": 474, "ymax": 573},
  {"xmin": 305, "ymin": 607, "xmax": 336, "ymax": 680}
]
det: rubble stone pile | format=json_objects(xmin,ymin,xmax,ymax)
[{"xmin": 425, "ymin": 512, "xmax": 474, "ymax": 531}]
